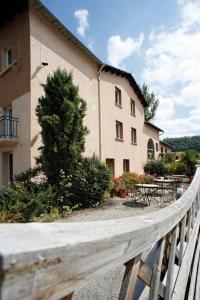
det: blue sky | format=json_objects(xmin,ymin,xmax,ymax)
[{"xmin": 41, "ymin": 0, "xmax": 200, "ymax": 138}]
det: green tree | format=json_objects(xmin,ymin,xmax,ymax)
[
  {"xmin": 141, "ymin": 83, "xmax": 159, "ymax": 121},
  {"xmin": 179, "ymin": 150, "xmax": 199, "ymax": 176},
  {"xmin": 36, "ymin": 68, "xmax": 88, "ymax": 185}
]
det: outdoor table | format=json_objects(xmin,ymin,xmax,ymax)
[
  {"xmin": 169, "ymin": 175, "xmax": 189, "ymax": 188},
  {"xmin": 154, "ymin": 178, "xmax": 175, "ymax": 195},
  {"xmin": 135, "ymin": 184, "xmax": 159, "ymax": 206}
]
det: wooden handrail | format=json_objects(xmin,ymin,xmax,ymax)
[{"xmin": 1, "ymin": 166, "xmax": 200, "ymax": 300}]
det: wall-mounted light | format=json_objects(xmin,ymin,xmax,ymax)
[{"xmin": 42, "ymin": 62, "xmax": 48, "ymax": 66}]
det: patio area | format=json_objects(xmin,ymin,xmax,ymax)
[
  {"xmin": 62, "ymin": 175, "xmax": 189, "ymax": 223},
  {"xmin": 61, "ymin": 197, "xmax": 165, "ymax": 222}
]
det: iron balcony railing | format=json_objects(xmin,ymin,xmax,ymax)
[{"xmin": 0, "ymin": 115, "xmax": 19, "ymax": 139}]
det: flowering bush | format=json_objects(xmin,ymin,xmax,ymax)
[{"xmin": 110, "ymin": 178, "xmax": 127, "ymax": 197}]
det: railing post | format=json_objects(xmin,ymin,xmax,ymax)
[
  {"xmin": 178, "ymin": 215, "xmax": 186, "ymax": 266},
  {"xmin": 165, "ymin": 226, "xmax": 178, "ymax": 300},
  {"xmin": 149, "ymin": 237, "xmax": 165, "ymax": 300},
  {"xmin": 118, "ymin": 254, "xmax": 141, "ymax": 300}
]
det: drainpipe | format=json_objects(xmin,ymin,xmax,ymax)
[{"xmin": 97, "ymin": 64, "xmax": 105, "ymax": 159}]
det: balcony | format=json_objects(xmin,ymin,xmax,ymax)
[{"xmin": 0, "ymin": 115, "xmax": 19, "ymax": 147}]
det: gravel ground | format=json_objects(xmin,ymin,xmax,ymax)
[{"xmin": 60, "ymin": 197, "xmax": 162, "ymax": 223}]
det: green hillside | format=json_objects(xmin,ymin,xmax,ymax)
[{"xmin": 164, "ymin": 136, "xmax": 200, "ymax": 152}]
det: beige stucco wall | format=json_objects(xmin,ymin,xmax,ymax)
[
  {"xmin": 0, "ymin": 9, "xmax": 30, "ymax": 108},
  {"xmin": 12, "ymin": 92, "xmax": 31, "ymax": 176},
  {"xmin": 160, "ymin": 143, "xmax": 172, "ymax": 154},
  {"xmin": 100, "ymin": 71, "xmax": 152, "ymax": 176},
  {"xmin": 29, "ymin": 6, "xmax": 100, "ymax": 168},
  {"xmin": 0, "ymin": 92, "xmax": 31, "ymax": 188},
  {"xmin": 143, "ymin": 124, "xmax": 160, "ymax": 160}
]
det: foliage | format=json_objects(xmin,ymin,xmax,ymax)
[
  {"xmin": 111, "ymin": 173, "xmax": 155, "ymax": 197},
  {"xmin": 179, "ymin": 150, "xmax": 199, "ymax": 176},
  {"xmin": 14, "ymin": 167, "xmax": 40, "ymax": 182},
  {"xmin": 36, "ymin": 69, "xmax": 88, "ymax": 186},
  {"xmin": 165, "ymin": 162, "xmax": 187, "ymax": 176},
  {"xmin": 0, "ymin": 0, "xmax": 28, "ymax": 27},
  {"xmin": 141, "ymin": 83, "xmax": 159, "ymax": 121},
  {"xmin": 144, "ymin": 160, "xmax": 166, "ymax": 176},
  {"xmin": 161, "ymin": 152, "xmax": 175, "ymax": 164},
  {"xmin": 165, "ymin": 151, "xmax": 198, "ymax": 176},
  {"xmin": 103, "ymin": 191, "xmax": 111, "ymax": 201},
  {"xmin": 56, "ymin": 156, "xmax": 112, "ymax": 208},
  {"xmin": 164, "ymin": 136, "xmax": 200, "ymax": 152},
  {"xmin": 139, "ymin": 175, "xmax": 154, "ymax": 184},
  {"xmin": 0, "ymin": 183, "xmax": 56, "ymax": 222},
  {"xmin": 120, "ymin": 172, "xmax": 140, "ymax": 189},
  {"xmin": 110, "ymin": 178, "xmax": 127, "ymax": 198}
]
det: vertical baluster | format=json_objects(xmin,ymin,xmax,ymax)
[
  {"xmin": 149, "ymin": 237, "xmax": 165, "ymax": 300},
  {"xmin": 164, "ymin": 226, "xmax": 178, "ymax": 300},
  {"xmin": 178, "ymin": 215, "xmax": 186, "ymax": 266},
  {"xmin": 186, "ymin": 209, "xmax": 192, "ymax": 242},
  {"xmin": 60, "ymin": 293, "xmax": 73, "ymax": 300},
  {"xmin": 118, "ymin": 254, "xmax": 141, "ymax": 300},
  {"xmin": 188, "ymin": 233, "xmax": 200, "ymax": 300},
  {"xmin": 191, "ymin": 202, "xmax": 195, "ymax": 228},
  {"xmin": 195, "ymin": 252, "xmax": 200, "ymax": 300}
]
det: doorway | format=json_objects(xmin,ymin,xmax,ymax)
[
  {"xmin": 106, "ymin": 158, "xmax": 115, "ymax": 177},
  {"xmin": 2, "ymin": 152, "xmax": 13, "ymax": 186}
]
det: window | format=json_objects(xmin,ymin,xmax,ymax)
[
  {"xmin": 156, "ymin": 143, "xmax": 159, "ymax": 152},
  {"xmin": 131, "ymin": 127, "xmax": 137, "ymax": 144},
  {"xmin": 1, "ymin": 48, "xmax": 12, "ymax": 71},
  {"xmin": 161, "ymin": 147, "xmax": 163, "ymax": 153},
  {"xmin": 165, "ymin": 149, "xmax": 168, "ymax": 153},
  {"xmin": 147, "ymin": 138, "xmax": 155, "ymax": 160},
  {"xmin": 7, "ymin": 49, "xmax": 12, "ymax": 65},
  {"xmin": 115, "ymin": 87, "xmax": 122, "ymax": 107},
  {"xmin": 106, "ymin": 158, "xmax": 115, "ymax": 177},
  {"xmin": 116, "ymin": 121, "xmax": 123, "ymax": 140},
  {"xmin": 123, "ymin": 159, "xmax": 130, "ymax": 172},
  {"xmin": 130, "ymin": 99, "xmax": 135, "ymax": 115}
]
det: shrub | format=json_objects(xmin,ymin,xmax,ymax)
[
  {"xmin": 56, "ymin": 156, "xmax": 112, "ymax": 208},
  {"xmin": 120, "ymin": 172, "xmax": 140, "ymax": 189},
  {"xmin": 110, "ymin": 178, "xmax": 127, "ymax": 197},
  {"xmin": 161, "ymin": 153, "xmax": 175, "ymax": 164},
  {"xmin": 179, "ymin": 150, "xmax": 199, "ymax": 176},
  {"xmin": 0, "ymin": 183, "xmax": 56, "ymax": 222},
  {"xmin": 138, "ymin": 175, "xmax": 154, "ymax": 184},
  {"xmin": 144, "ymin": 160, "xmax": 166, "ymax": 176}
]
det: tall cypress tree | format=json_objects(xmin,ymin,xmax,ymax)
[{"xmin": 36, "ymin": 69, "xmax": 88, "ymax": 185}]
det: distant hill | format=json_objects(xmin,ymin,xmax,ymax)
[{"xmin": 164, "ymin": 136, "xmax": 200, "ymax": 152}]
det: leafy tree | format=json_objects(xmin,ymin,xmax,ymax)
[
  {"xmin": 141, "ymin": 83, "xmax": 159, "ymax": 121},
  {"xmin": 144, "ymin": 160, "xmax": 166, "ymax": 176},
  {"xmin": 164, "ymin": 136, "xmax": 200, "ymax": 152},
  {"xmin": 179, "ymin": 150, "xmax": 199, "ymax": 176},
  {"xmin": 36, "ymin": 68, "xmax": 88, "ymax": 185},
  {"xmin": 161, "ymin": 152, "xmax": 175, "ymax": 164}
]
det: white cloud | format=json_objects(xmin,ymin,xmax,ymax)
[
  {"xmin": 181, "ymin": 1, "xmax": 200, "ymax": 28},
  {"xmin": 74, "ymin": 9, "xmax": 89, "ymax": 37},
  {"xmin": 142, "ymin": 0, "xmax": 200, "ymax": 137},
  {"xmin": 107, "ymin": 33, "xmax": 144, "ymax": 67}
]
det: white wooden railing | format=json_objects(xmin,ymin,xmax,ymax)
[{"xmin": 1, "ymin": 166, "xmax": 200, "ymax": 300}]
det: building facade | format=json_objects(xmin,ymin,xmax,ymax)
[{"xmin": 0, "ymin": 0, "xmax": 164, "ymax": 187}]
